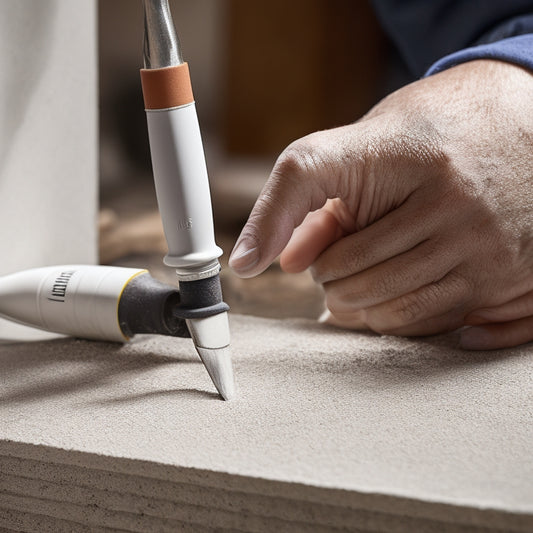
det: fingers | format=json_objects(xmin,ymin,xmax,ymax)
[
  {"xmin": 466, "ymin": 290, "xmax": 533, "ymax": 325},
  {"xmin": 320, "ymin": 302, "xmax": 464, "ymax": 336},
  {"xmin": 321, "ymin": 237, "xmax": 457, "ymax": 313},
  {"xmin": 280, "ymin": 199, "xmax": 356, "ymax": 273},
  {"xmin": 460, "ymin": 316, "xmax": 533, "ymax": 350},
  {"xmin": 229, "ymin": 130, "xmax": 365, "ymax": 278},
  {"xmin": 325, "ymin": 270, "xmax": 471, "ymax": 334},
  {"xmin": 310, "ymin": 191, "xmax": 439, "ymax": 285}
]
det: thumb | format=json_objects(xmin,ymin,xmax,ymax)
[{"xmin": 228, "ymin": 128, "xmax": 363, "ymax": 278}]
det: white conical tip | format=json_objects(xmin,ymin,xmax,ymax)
[{"xmin": 196, "ymin": 346, "xmax": 235, "ymax": 401}]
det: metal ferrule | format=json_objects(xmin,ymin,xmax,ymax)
[
  {"xmin": 175, "ymin": 260, "xmax": 221, "ymax": 282},
  {"xmin": 142, "ymin": 0, "xmax": 183, "ymax": 69}
]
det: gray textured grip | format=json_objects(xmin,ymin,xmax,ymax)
[{"xmin": 118, "ymin": 273, "xmax": 190, "ymax": 338}]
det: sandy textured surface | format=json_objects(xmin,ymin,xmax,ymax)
[{"xmin": 1, "ymin": 314, "xmax": 532, "ymax": 531}]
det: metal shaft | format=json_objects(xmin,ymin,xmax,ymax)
[{"xmin": 142, "ymin": 0, "xmax": 183, "ymax": 69}]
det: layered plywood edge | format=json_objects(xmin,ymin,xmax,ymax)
[
  {"xmin": 1, "ymin": 314, "xmax": 533, "ymax": 532},
  {"xmin": 0, "ymin": 453, "xmax": 531, "ymax": 533}
]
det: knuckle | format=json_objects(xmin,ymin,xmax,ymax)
[
  {"xmin": 393, "ymin": 289, "xmax": 438, "ymax": 325},
  {"xmin": 399, "ymin": 296, "xmax": 427, "ymax": 324},
  {"xmin": 273, "ymin": 132, "xmax": 347, "ymax": 192},
  {"xmin": 385, "ymin": 270, "xmax": 471, "ymax": 329},
  {"xmin": 273, "ymin": 137, "xmax": 324, "ymax": 179},
  {"xmin": 368, "ymin": 270, "xmax": 402, "ymax": 302},
  {"xmin": 445, "ymin": 269, "xmax": 474, "ymax": 302},
  {"xmin": 273, "ymin": 147, "xmax": 307, "ymax": 179},
  {"xmin": 267, "ymin": 139, "xmax": 330, "ymax": 212}
]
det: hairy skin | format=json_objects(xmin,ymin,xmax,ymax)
[{"xmin": 229, "ymin": 60, "xmax": 533, "ymax": 350}]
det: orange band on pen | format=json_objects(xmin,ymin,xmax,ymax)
[{"xmin": 140, "ymin": 63, "xmax": 194, "ymax": 110}]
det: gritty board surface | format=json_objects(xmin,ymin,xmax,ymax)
[{"xmin": 1, "ymin": 314, "xmax": 532, "ymax": 523}]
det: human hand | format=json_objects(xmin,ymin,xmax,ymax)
[{"xmin": 229, "ymin": 60, "xmax": 533, "ymax": 346}]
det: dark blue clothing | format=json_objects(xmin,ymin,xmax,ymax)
[
  {"xmin": 427, "ymin": 33, "xmax": 533, "ymax": 75},
  {"xmin": 370, "ymin": 1, "xmax": 533, "ymax": 77}
]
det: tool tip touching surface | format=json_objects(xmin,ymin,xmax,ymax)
[{"xmin": 196, "ymin": 346, "xmax": 235, "ymax": 401}]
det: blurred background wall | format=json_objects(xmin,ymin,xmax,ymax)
[
  {"xmin": 99, "ymin": 0, "xmax": 398, "ymax": 181},
  {"xmin": 0, "ymin": 0, "xmax": 97, "ymax": 339},
  {"xmin": 99, "ymin": 0, "xmax": 223, "ymax": 189}
]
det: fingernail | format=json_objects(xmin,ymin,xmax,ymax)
[
  {"xmin": 318, "ymin": 309, "xmax": 332, "ymax": 323},
  {"xmin": 460, "ymin": 327, "xmax": 491, "ymax": 350},
  {"xmin": 229, "ymin": 239, "xmax": 259, "ymax": 272},
  {"xmin": 308, "ymin": 265, "xmax": 320, "ymax": 282}
]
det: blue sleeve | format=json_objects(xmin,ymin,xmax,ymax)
[
  {"xmin": 426, "ymin": 33, "xmax": 533, "ymax": 76},
  {"xmin": 370, "ymin": 1, "xmax": 533, "ymax": 77}
]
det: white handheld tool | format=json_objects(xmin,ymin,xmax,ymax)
[
  {"xmin": 0, "ymin": 264, "xmax": 234, "ymax": 399},
  {"xmin": 0, "ymin": 265, "xmax": 184, "ymax": 341},
  {"xmin": 140, "ymin": 0, "xmax": 234, "ymax": 399}
]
